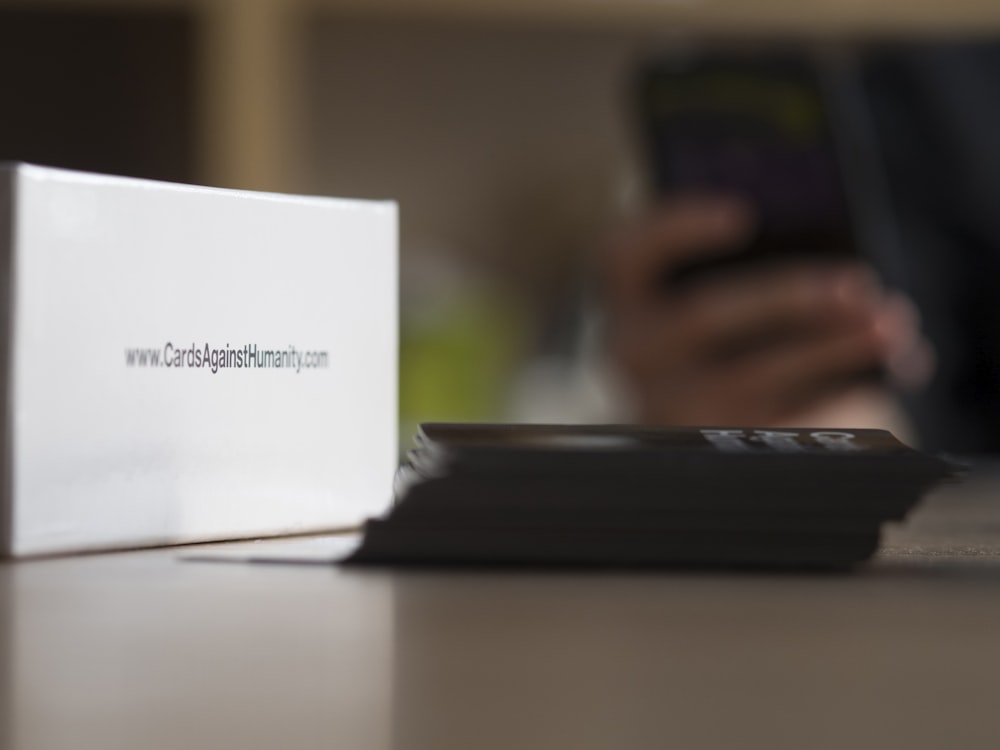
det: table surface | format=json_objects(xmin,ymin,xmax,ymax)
[{"xmin": 4, "ymin": 469, "xmax": 1000, "ymax": 750}]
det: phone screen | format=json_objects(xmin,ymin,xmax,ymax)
[{"xmin": 637, "ymin": 55, "xmax": 856, "ymax": 285}]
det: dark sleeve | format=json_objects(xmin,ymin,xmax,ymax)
[{"xmin": 862, "ymin": 41, "xmax": 1000, "ymax": 454}]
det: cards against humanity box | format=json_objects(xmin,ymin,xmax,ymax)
[{"xmin": 0, "ymin": 164, "xmax": 397, "ymax": 556}]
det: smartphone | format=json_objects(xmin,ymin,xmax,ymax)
[{"xmin": 636, "ymin": 53, "xmax": 858, "ymax": 287}]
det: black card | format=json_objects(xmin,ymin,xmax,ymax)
[{"xmin": 344, "ymin": 424, "xmax": 957, "ymax": 570}]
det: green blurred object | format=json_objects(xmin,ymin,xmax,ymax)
[{"xmin": 400, "ymin": 287, "xmax": 525, "ymax": 441}]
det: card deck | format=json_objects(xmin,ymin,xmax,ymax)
[{"xmin": 345, "ymin": 424, "xmax": 957, "ymax": 569}]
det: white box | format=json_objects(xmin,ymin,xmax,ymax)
[{"xmin": 0, "ymin": 164, "xmax": 397, "ymax": 556}]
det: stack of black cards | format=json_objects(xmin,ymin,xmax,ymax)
[{"xmin": 345, "ymin": 423, "xmax": 956, "ymax": 569}]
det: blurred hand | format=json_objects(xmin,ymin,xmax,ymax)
[{"xmin": 603, "ymin": 195, "xmax": 934, "ymax": 428}]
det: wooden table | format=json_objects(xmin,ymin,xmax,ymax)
[{"xmin": 3, "ymin": 469, "xmax": 1000, "ymax": 750}]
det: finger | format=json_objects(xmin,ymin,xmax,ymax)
[
  {"xmin": 605, "ymin": 195, "xmax": 754, "ymax": 307},
  {"xmin": 722, "ymin": 318, "xmax": 889, "ymax": 422},
  {"xmin": 676, "ymin": 263, "xmax": 879, "ymax": 352},
  {"xmin": 620, "ymin": 263, "xmax": 881, "ymax": 378},
  {"xmin": 876, "ymin": 293, "xmax": 936, "ymax": 391}
]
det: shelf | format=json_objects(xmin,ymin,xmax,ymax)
[{"xmin": 3, "ymin": 0, "xmax": 999, "ymax": 193}]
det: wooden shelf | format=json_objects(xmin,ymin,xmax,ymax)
[
  {"xmin": 3, "ymin": 0, "xmax": 999, "ymax": 192},
  {"xmin": 9, "ymin": 0, "xmax": 1000, "ymax": 30}
]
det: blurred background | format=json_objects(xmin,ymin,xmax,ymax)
[{"xmin": 2, "ymin": 0, "xmax": 999, "ymax": 443}]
